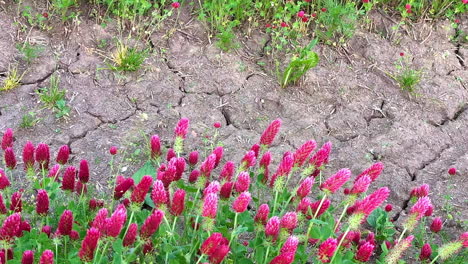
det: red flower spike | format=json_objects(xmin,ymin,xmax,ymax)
[
  {"xmin": 123, "ymin": 223, "xmax": 138, "ymax": 247},
  {"xmin": 56, "ymin": 145, "xmax": 70, "ymax": 165},
  {"xmin": 419, "ymin": 243, "xmax": 432, "ymax": 260},
  {"xmin": 280, "ymin": 22, "xmax": 288, "ymax": 27},
  {"xmin": 424, "ymin": 204, "xmax": 433, "ymax": 217},
  {"xmin": 4, "ymin": 147, "xmax": 16, "ymax": 169},
  {"xmin": 150, "ymin": 135, "xmax": 162, "ymax": 160},
  {"xmin": 213, "ymin": 122, "xmax": 221, "ymax": 128},
  {"xmin": 459, "ymin": 232, "xmax": 468, "ymax": 247},
  {"xmin": 350, "ymin": 175, "xmax": 371, "ymax": 194},
  {"xmin": 320, "ymin": 168, "xmax": 351, "ymax": 194},
  {"xmin": 430, "ymin": 217, "xmax": 443, "ymax": 233},
  {"xmin": 174, "ymin": 118, "xmax": 190, "ymax": 139},
  {"xmin": 405, "ymin": 4, "xmax": 411, "ymax": 9},
  {"xmin": 174, "ymin": 157, "xmax": 185, "ymax": 181},
  {"xmin": 321, "ymin": 8, "xmax": 327, "ymax": 12},
  {"xmin": 302, "ymin": 17, "xmax": 309, "ymax": 22},
  {"xmin": 10, "ymin": 191, "xmax": 22, "ymax": 212},
  {"xmin": 220, "ymin": 181, "xmax": 234, "ymax": 199},
  {"xmin": 318, "ymin": 238, "xmax": 337, "ymax": 263},
  {"xmin": 41, "ymin": 226, "xmax": 52, "ymax": 237},
  {"xmin": 232, "ymin": 192, "xmax": 251, "ymax": 213},
  {"xmin": 166, "ymin": 148, "xmax": 176, "ymax": 161},
  {"xmin": 114, "ymin": 177, "xmax": 134, "ymax": 200},
  {"xmin": 240, "ymin": 151, "xmax": 256, "ymax": 170},
  {"xmin": 143, "ymin": 240, "xmax": 154, "ymax": 254},
  {"xmin": 35, "ymin": 143, "xmax": 50, "ymax": 170},
  {"xmin": 78, "ymin": 160, "xmax": 90, "ymax": 183},
  {"xmin": 269, "ymin": 252, "xmax": 295, "ymax": 264},
  {"xmin": 188, "ymin": 151, "xmax": 199, "ymax": 166},
  {"xmin": 400, "ymin": 52, "xmax": 405, "ymax": 56},
  {"xmin": 22, "ymin": 250, "xmax": 34, "ymax": 264},
  {"xmin": 355, "ymin": 241, "xmax": 374, "ymax": 262},
  {"xmin": 281, "ymin": 236, "xmax": 299, "ymax": 254},
  {"xmin": 281, "ymin": 212, "xmax": 298, "ymax": 231},
  {"xmin": 259, "ymin": 119, "xmax": 282, "ymax": 146},
  {"xmin": 265, "ymin": 216, "xmax": 280, "ymax": 240},
  {"xmin": 235, "ymin": 172, "xmax": 251, "ymax": 192},
  {"xmin": 352, "ymin": 187, "xmax": 390, "ymax": 217},
  {"xmin": 171, "ymin": 2, "xmax": 180, "ymax": 9},
  {"xmin": 448, "ymin": 167, "xmax": 456, "ymax": 175},
  {"xmin": 202, "ymin": 193, "xmax": 219, "ymax": 218},
  {"xmin": 212, "ymin": 146, "xmax": 224, "ymax": 168},
  {"xmin": 362, "ymin": 0, "xmax": 369, "ymax": 3},
  {"xmin": 75, "ymin": 182, "xmax": 87, "ymax": 195},
  {"xmin": 109, "ymin": 146, "xmax": 118, "ymax": 155},
  {"xmin": 151, "ymin": 179, "xmax": 168, "ymax": 206},
  {"xmin": 250, "ymin": 144, "xmax": 260, "ymax": 158},
  {"xmin": 1, "ymin": 128, "xmax": 13, "ymax": 150},
  {"xmin": 356, "ymin": 162, "xmax": 384, "ymax": 182},
  {"xmin": 0, "ymin": 193, "xmax": 7, "ymax": 214},
  {"xmin": 170, "ymin": 189, "xmax": 186, "ymax": 216},
  {"xmin": 78, "ymin": 228, "xmax": 100, "ymax": 262},
  {"xmin": 204, "ymin": 181, "xmax": 220, "ymax": 197},
  {"xmin": 58, "ymin": 210, "xmax": 73, "ymax": 236},
  {"xmin": 297, "ymin": 197, "xmax": 312, "ymax": 214},
  {"xmin": 61, "ymin": 166, "xmax": 76, "ymax": 191},
  {"xmin": 366, "ymin": 232, "xmax": 376, "ymax": 245},
  {"xmin": 312, "ymin": 13, "xmax": 317, "ymax": 17},
  {"xmin": 92, "ymin": 208, "xmax": 108, "ymax": 232},
  {"xmin": 140, "ymin": 210, "xmax": 164, "ymax": 239},
  {"xmin": 22, "ymin": 141, "xmax": 35, "ymax": 170},
  {"xmin": 385, "ymin": 204, "xmax": 393, "ymax": 212},
  {"xmin": 200, "ymin": 154, "xmax": 217, "ymax": 179},
  {"xmin": 0, "ymin": 213, "xmax": 21, "ymax": 241},
  {"xmin": 36, "ymin": 189, "xmax": 49, "ymax": 216},
  {"xmin": 277, "ymin": 152, "xmax": 294, "ymax": 177},
  {"xmin": 308, "ymin": 199, "xmax": 331, "ymax": 218},
  {"xmin": 259, "ymin": 151, "xmax": 271, "ymax": 182},
  {"xmin": 297, "ymin": 177, "xmax": 315, "ymax": 198},
  {"xmin": 254, "ymin": 204, "xmax": 270, "ymax": 225},
  {"xmin": 0, "ymin": 169, "xmax": 11, "ymax": 190},
  {"xmin": 297, "ymin": 11, "xmax": 305, "ymax": 18},
  {"xmin": 219, "ymin": 161, "xmax": 235, "ymax": 182},
  {"xmin": 105, "ymin": 205, "xmax": 127, "ymax": 237},
  {"xmin": 308, "ymin": 142, "xmax": 332, "ymax": 169},
  {"xmin": 293, "ymin": 140, "xmax": 317, "ymax": 167},
  {"xmin": 130, "ymin": 175, "xmax": 153, "ymax": 204},
  {"xmin": 209, "ymin": 244, "xmax": 230, "ymax": 264},
  {"xmin": 200, "ymin": 233, "xmax": 223, "ymax": 255},
  {"xmin": 39, "ymin": 250, "xmax": 54, "ymax": 264},
  {"xmin": 189, "ymin": 169, "xmax": 200, "ymax": 183},
  {"xmin": 47, "ymin": 164, "xmax": 60, "ymax": 180},
  {"xmin": 410, "ymin": 184, "xmax": 429, "ymax": 198},
  {"xmin": 409, "ymin": 197, "xmax": 432, "ymax": 221}
]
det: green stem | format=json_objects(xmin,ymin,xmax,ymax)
[
  {"xmin": 171, "ymin": 217, "xmax": 178, "ymax": 235},
  {"xmin": 429, "ymin": 255, "xmax": 439, "ymax": 264},
  {"xmin": 122, "ymin": 211, "xmax": 135, "ymax": 239},
  {"xmin": 333, "ymin": 203, "xmax": 350, "ymax": 231},
  {"xmin": 228, "ymin": 213, "xmax": 239, "ymax": 247},
  {"xmin": 195, "ymin": 254, "xmax": 205, "ymax": 264},
  {"xmin": 305, "ymin": 194, "xmax": 327, "ymax": 239},
  {"xmin": 397, "ymin": 227, "xmax": 408, "ymax": 243},
  {"xmin": 262, "ymin": 245, "xmax": 271, "ymax": 264},
  {"xmin": 330, "ymin": 227, "xmax": 350, "ymax": 263},
  {"xmin": 97, "ymin": 241, "xmax": 110, "ymax": 264},
  {"xmin": 272, "ymin": 190, "xmax": 279, "ymax": 215}
]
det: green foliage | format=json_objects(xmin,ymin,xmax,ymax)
[
  {"xmin": 109, "ymin": 44, "xmax": 147, "ymax": 72},
  {"xmin": 379, "ymin": 0, "xmax": 467, "ymax": 20},
  {"xmin": 51, "ymin": 0, "xmax": 78, "ymax": 21},
  {"xmin": 0, "ymin": 66, "xmax": 22, "ymax": 91},
  {"xmin": 16, "ymin": 42, "xmax": 44, "ymax": 63},
  {"xmin": 367, "ymin": 208, "xmax": 396, "ymax": 242},
  {"xmin": 280, "ymin": 39, "xmax": 319, "ymax": 88},
  {"xmin": 98, "ymin": 0, "xmax": 154, "ymax": 19},
  {"xmin": 37, "ymin": 74, "xmax": 71, "ymax": 119},
  {"xmin": 20, "ymin": 112, "xmax": 41, "ymax": 128}
]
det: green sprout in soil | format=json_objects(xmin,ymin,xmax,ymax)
[
  {"xmin": 37, "ymin": 74, "xmax": 71, "ymax": 119},
  {"xmin": 391, "ymin": 52, "xmax": 423, "ymax": 94},
  {"xmin": 20, "ymin": 111, "xmax": 41, "ymax": 129},
  {"xmin": 1, "ymin": 66, "xmax": 23, "ymax": 92},
  {"xmin": 109, "ymin": 43, "xmax": 147, "ymax": 72}
]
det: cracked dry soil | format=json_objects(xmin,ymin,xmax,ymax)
[{"xmin": 0, "ymin": 4, "xmax": 467, "ymax": 238}]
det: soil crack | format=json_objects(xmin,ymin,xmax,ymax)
[{"xmin": 429, "ymin": 103, "xmax": 468, "ymax": 127}]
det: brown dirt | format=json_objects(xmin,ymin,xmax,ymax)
[{"xmin": 0, "ymin": 1, "xmax": 467, "ymax": 241}]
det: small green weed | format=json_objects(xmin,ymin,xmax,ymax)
[
  {"xmin": 390, "ymin": 53, "xmax": 422, "ymax": 94},
  {"xmin": 1, "ymin": 66, "xmax": 23, "ymax": 91},
  {"xmin": 37, "ymin": 74, "xmax": 71, "ymax": 119},
  {"xmin": 109, "ymin": 44, "xmax": 147, "ymax": 72},
  {"xmin": 279, "ymin": 39, "xmax": 319, "ymax": 88},
  {"xmin": 16, "ymin": 42, "xmax": 44, "ymax": 63},
  {"xmin": 20, "ymin": 112, "xmax": 41, "ymax": 128},
  {"xmin": 51, "ymin": 0, "xmax": 78, "ymax": 21}
]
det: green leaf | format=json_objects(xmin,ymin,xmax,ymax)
[{"xmin": 131, "ymin": 161, "xmax": 155, "ymax": 183}]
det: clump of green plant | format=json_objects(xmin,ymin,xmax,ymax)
[
  {"xmin": 51, "ymin": 0, "xmax": 78, "ymax": 21},
  {"xmin": 0, "ymin": 66, "xmax": 23, "ymax": 91},
  {"xmin": 380, "ymin": 0, "xmax": 467, "ymax": 20},
  {"xmin": 391, "ymin": 53, "xmax": 423, "ymax": 94},
  {"xmin": 37, "ymin": 74, "xmax": 71, "ymax": 119},
  {"xmin": 20, "ymin": 111, "xmax": 41, "ymax": 128},
  {"xmin": 279, "ymin": 39, "xmax": 319, "ymax": 88},
  {"xmin": 109, "ymin": 43, "xmax": 147, "ymax": 72},
  {"xmin": 16, "ymin": 42, "xmax": 44, "ymax": 64}
]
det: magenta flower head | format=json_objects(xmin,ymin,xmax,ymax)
[
  {"xmin": 318, "ymin": 238, "xmax": 338, "ymax": 263},
  {"xmin": 0, "ymin": 193, "xmax": 7, "ymax": 214},
  {"xmin": 460, "ymin": 232, "xmax": 468, "ymax": 247},
  {"xmin": 259, "ymin": 119, "xmax": 282, "ymax": 147},
  {"xmin": 22, "ymin": 250, "xmax": 34, "ymax": 264},
  {"xmin": 250, "ymin": 144, "xmax": 260, "ymax": 158},
  {"xmin": 109, "ymin": 146, "xmax": 118, "ymax": 155},
  {"xmin": 240, "ymin": 150, "xmax": 257, "ymax": 170},
  {"xmin": 22, "ymin": 141, "xmax": 35, "ymax": 170},
  {"xmin": 355, "ymin": 241, "xmax": 374, "ymax": 262},
  {"xmin": 309, "ymin": 142, "xmax": 332, "ymax": 169},
  {"xmin": 232, "ymin": 192, "xmax": 251, "ymax": 213},
  {"xmin": 166, "ymin": 148, "xmax": 176, "ymax": 161},
  {"xmin": 151, "ymin": 179, "xmax": 168, "ymax": 206},
  {"xmin": 356, "ymin": 162, "xmax": 384, "ymax": 182},
  {"xmin": 410, "ymin": 197, "xmax": 432, "ymax": 220},
  {"xmin": 235, "ymin": 172, "xmax": 251, "ymax": 192},
  {"xmin": 220, "ymin": 181, "xmax": 234, "ymax": 199},
  {"xmin": 35, "ymin": 143, "xmax": 50, "ymax": 170},
  {"xmin": 174, "ymin": 157, "xmax": 186, "ymax": 181},
  {"xmin": 150, "ymin": 135, "xmax": 162, "ymax": 160},
  {"xmin": 0, "ymin": 212, "xmax": 21, "ymax": 241},
  {"xmin": 448, "ymin": 167, "xmax": 457, "ymax": 175},
  {"xmin": 254, "ymin": 204, "xmax": 270, "ymax": 225},
  {"xmin": 75, "ymin": 182, "xmax": 87, "ymax": 195},
  {"xmin": 202, "ymin": 193, "xmax": 219, "ymax": 218},
  {"xmin": 105, "ymin": 205, "xmax": 127, "ymax": 237},
  {"xmin": 294, "ymin": 140, "xmax": 317, "ymax": 167},
  {"xmin": 269, "ymin": 152, "xmax": 294, "ymax": 188},
  {"xmin": 171, "ymin": 2, "xmax": 180, "ymax": 8},
  {"xmin": 269, "ymin": 252, "xmax": 295, "ymax": 264},
  {"xmin": 130, "ymin": 175, "xmax": 153, "ymax": 204},
  {"xmin": 308, "ymin": 199, "xmax": 331, "ymax": 219},
  {"xmin": 419, "ymin": 243, "xmax": 432, "ymax": 261},
  {"xmin": 10, "ymin": 191, "xmax": 22, "ymax": 212},
  {"xmin": 259, "ymin": 151, "xmax": 271, "ymax": 182},
  {"xmin": 430, "ymin": 217, "xmax": 443, "ymax": 233},
  {"xmin": 349, "ymin": 187, "xmax": 390, "ymax": 229},
  {"xmin": 188, "ymin": 151, "xmax": 199, "ymax": 166},
  {"xmin": 123, "ymin": 223, "xmax": 138, "ymax": 247},
  {"xmin": 200, "ymin": 232, "xmax": 223, "ymax": 255},
  {"xmin": 39, "ymin": 250, "xmax": 54, "ymax": 264},
  {"xmin": 0, "ymin": 169, "xmax": 10, "ymax": 190},
  {"xmin": 189, "ymin": 169, "xmax": 200, "ymax": 183},
  {"xmin": 36, "ymin": 189, "xmax": 49, "ymax": 216},
  {"xmin": 297, "ymin": 197, "xmax": 312, "ymax": 215},
  {"xmin": 170, "ymin": 189, "xmax": 186, "ymax": 216},
  {"xmin": 174, "ymin": 118, "xmax": 189, "ymax": 139},
  {"xmin": 140, "ymin": 209, "xmax": 164, "ymax": 239},
  {"xmin": 265, "ymin": 216, "xmax": 280, "ymax": 241},
  {"xmin": 410, "ymin": 184, "xmax": 430, "ymax": 198},
  {"xmin": 297, "ymin": 11, "xmax": 305, "ymax": 17},
  {"xmin": 114, "ymin": 177, "xmax": 134, "ymax": 200},
  {"xmin": 281, "ymin": 236, "xmax": 299, "ymax": 255},
  {"xmin": 78, "ymin": 227, "xmax": 100, "ymax": 262},
  {"xmin": 219, "ymin": 161, "xmax": 235, "ymax": 182},
  {"xmin": 41, "ymin": 225, "xmax": 52, "ymax": 237},
  {"xmin": 320, "ymin": 168, "xmax": 351, "ymax": 194},
  {"xmin": 4, "ymin": 147, "xmax": 17, "ymax": 169},
  {"xmin": 209, "ymin": 244, "xmax": 230, "ymax": 264},
  {"xmin": 200, "ymin": 154, "xmax": 217, "ymax": 179},
  {"xmin": 424, "ymin": 204, "xmax": 434, "ymax": 217},
  {"xmin": 350, "ymin": 175, "xmax": 371, "ymax": 194},
  {"xmin": 47, "ymin": 164, "xmax": 60, "ymax": 180},
  {"xmin": 213, "ymin": 122, "xmax": 222, "ymax": 128},
  {"xmin": 78, "ymin": 160, "xmax": 90, "ymax": 183},
  {"xmin": 212, "ymin": 146, "xmax": 223, "ymax": 168},
  {"xmin": 1, "ymin": 128, "xmax": 13, "ymax": 150},
  {"xmin": 91, "ymin": 208, "xmax": 108, "ymax": 231},
  {"xmin": 203, "ymin": 181, "xmax": 221, "ymax": 197},
  {"xmin": 297, "ymin": 177, "xmax": 315, "ymax": 198},
  {"xmin": 385, "ymin": 204, "xmax": 393, "ymax": 212},
  {"xmin": 61, "ymin": 166, "xmax": 76, "ymax": 191},
  {"xmin": 58, "ymin": 210, "xmax": 73, "ymax": 236},
  {"xmin": 56, "ymin": 145, "xmax": 70, "ymax": 165},
  {"xmin": 281, "ymin": 212, "xmax": 298, "ymax": 231}
]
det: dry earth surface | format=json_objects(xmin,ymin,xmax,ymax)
[{"xmin": 0, "ymin": 0, "xmax": 467, "ymax": 246}]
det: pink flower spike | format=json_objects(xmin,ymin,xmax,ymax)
[
  {"xmin": 92, "ymin": 208, "xmax": 108, "ymax": 232},
  {"xmin": 240, "ymin": 150, "xmax": 257, "ymax": 170},
  {"xmin": 114, "ymin": 177, "xmax": 134, "ymax": 200},
  {"xmin": 140, "ymin": 210, "xmax": 164, "ymax": 239},
  {"xmin": 170, "ymin": 189, "xmax": 186, "ymax": 216},
  {"xmin": 265, "ymin": 216, "xmax": 280, "ymax": 240},
  {"xmin": 448, "ymin": 167, "xmax": 457, "ymax": 175},
  {"xmin": 204, "ymin": 181, "xmax": 221, "ymax": 197},
  {"xmin": 213, "ymin": 122, "xmax": 221, "ymax": 128},
  {"xmin": 350, "ymin": 175, "xmax": 371, "ymax": 194},
  {"xmin": 150, "ymin": 135, "xmax": 162, "ymax": 160},
  {"xmin": 78, "ymin": 160, "xmax": 90, "ymax": 183},
  {"xmin": 200, "ymin": 154, "xmax": 217, "ymax": 179},
  {"xmin": 78, "ymin": 228, "xmax": 100, "ymax": 262},
  {"xmin": 39, "ymin": 250, "xmax": 54, "ymax": 264},
  {"xmin": 281, "ymin": 212, "xmax": 298, "ymax": 231},
  {"xmin": 174, "ymin": 157, "xmax": 186, "ymax": 181},
  {"xmin": 105, "ymin": 205, "xmax": 127, "ymax": 237},
  {"xmin": 188, "ymin": 151, "xmax": 199, "ymax": 166},
  {"xmin": 36, "ymin": 189, "xmax": 49, "ymax": 215},
  {"xmin": 47, "ymin": 164, "xmax": 60, "ymax": 180},
  {"xmin": 151, "ymin": 179, "xmax": 168, "ymax": 206},
  {"xmin": 294, "ymin": 140, "xmax": 317, "ymax": 167},
  {"xmin": 405, "ymin": 4, "xmax": 411, "ymax": 9},
  {"xmin": 259, "ymin": 151, "xmax": 271, "ymax": 183},
  {"xmin": 320, "ymin": 168, "xmax": 351, "ymax": 194},
  {"xmin": 235, "ymin": 172, "xmax": 251, "ymax": 192},
  {"xmin": 4, "ymin": 147, "xmax": 16, "ymax": 169},
  {"xmin": 35, "ymin": 143, "xmax": 50, "ymax": 170},
  {"xmin": 232, "ymin": 192, "xmax": 251, "ymax": 213},
  {"xmin": 171, "ymin": 2, "xmax": 180, "ymax": 8},
  {"xmin": 58, "ymin": 210, "xmax": 73, "ymax": 236},
  {"xmin": 22, "ymin": 141, "xmax": 35, "ymax": 170},
  {"xmin": 189, "ymin": 169, "xmax": 200, "ymax": 183},
  {"xmin": 220, "ymin": 181, "xmax": 234, "ymax": 199},
  {"xmin": 61, "ymin": 166, "xmax": 76, "ymax": 191},
  {"xmin": 355, "ymin": 241, "xmax": 374, "ymax": 262},
  {"xmin": 56, "ymin": 145, "xmax": 70, "ymax": 165},
  {"xmin": 297, "ymin": 177, "xmax": 315, "ymax": 198},
  {"xmin": 166, "ymin": 148, "xmax": 176, "ymax": 161},
  {"xmin": 202, "ymin": 193, "xmax": 219, "ymax": 218},
  {"xmin": 0, "ymin": 212, "xmax": 21, "ymax": 241},
  {"xmin": 259, "ymin": 119, "xmax": 282, "ymax": 146},
  {"xmin": 123, "ymin": 223, "xmax": 138, "ymax": 247},
  {"xmin": 419, "ymin": 243, "xmax": 432, "ymax": 261},
  {"xmin": 200, "ymin": 233, "xmax": 223, "ymax": 255},
  {"xmin": 174, "ymin": 118, "xmax": 189, "ymax": 139},
  {"xmin": 130, "ymin": 175, "xmax": 153, "ymax": 204},
  {"xmin": 356, "ymin": 162, "xmax": 384, "ymax": 182},
  {"xmin": 22, "ymin": 250, "xmax": 34, "ymax": 264},
  {"xmin": 254, "ymin": 204, "xmax": 270, "ymax": 225},
  {"xmin": 109, "ymin": 146, "xmax": 118, "ymax": 155},
  {"xmin": 309, "ymin": 142, "xmax": 332, "ymax": 169},
  {"xmin": 219, "ymin": 161, "xmax": 235, "ymax": 182},
  {"xmin": 10, "ymin": 191, "xmax": 22, "ymax": 212},
  {"xmin": 296, "ymin": 197, "xmax": 312, "ymax": 215},
  {"xmin": 385, "ymin": 204, "xmax": 393, "ymax": 212},
  {"xmin": 281, "ymin": 236, "xmax": 299, "ymax": 254},
  {"xmin": 410, "ymin": 184, "xmax": 430, "ymax": 198},
  {"xmin": 209, "ymin": 244, "xmax": 230, "ymax": 264},
  {"xmin": 318, "ymin": 238, "xmax": 338, "ymax": 263},
  {"xmin": 1, "ymin": 128, "xmax": 13, "ymax": 150},
  {"xmin": 430, "ymin": 217, "xmax": 443, "ymax": 233},
  {"xmin": 308, "ymin": 199, "xmax": 331, "ymax": 218},
  {"xmin": 460, "ymin": 232, "xmax": 468, "ymax": 247},
  {"xmin": 250, "ymin": 144, "xmax": 260, "ymax": 158},
  {"xmin": 409, "ymin": 197, "xmax": 432, "ymax": 221},
  {"xmin": 0, "ymin": 193, "xmax": 7, "ymax": 214},
  {"xmin": 0, "ymin": 169, "xmax": 10, "ymax": 190},
  {"xmin": 212, "ymin": 146, "xmax": 224, "ymax": 168},
  {"xmin": 297, "ymin": 11, "xmax": 305, "ymax": 18}
]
